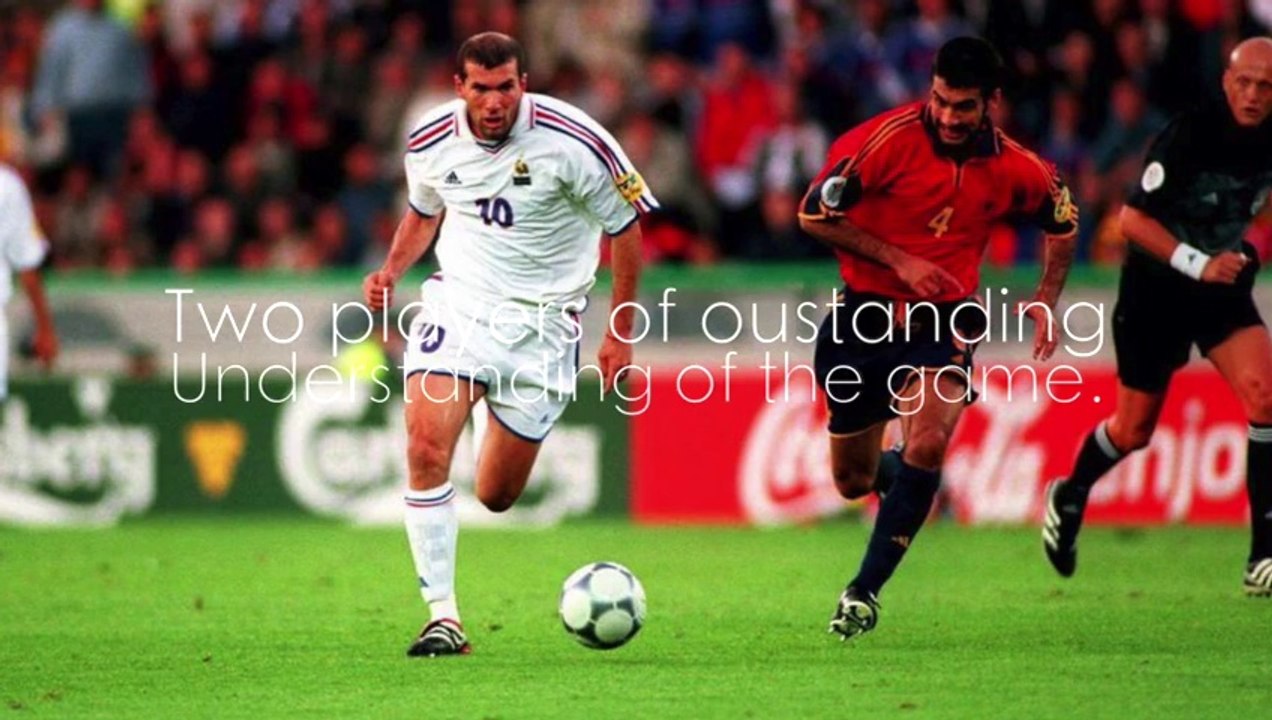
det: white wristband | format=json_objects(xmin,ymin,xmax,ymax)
[{"xmin": 1169, "ymin": 243, "xmax": 1210, "ymax": 280}]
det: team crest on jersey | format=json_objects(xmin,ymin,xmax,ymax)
[
  {"xmin": 1141, "ymin": 162, "xmax": 1165, "ymax": 192},
  {"xmin": 1053, "ymin": 185, "xmax": 1076, "ymax": 224},
  {"xmin": 513, "ymin": 158, "xmax": 532, "ymax": 186},
  {"xmin": 820, "ymin": 176, "xmax": 846, "ymax": 209},
  {"xmin": 616, "ymin": 171, "xmax": 645, "ymax": 204}
]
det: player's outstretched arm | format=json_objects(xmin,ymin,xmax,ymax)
[
  {"xmin": 797, "ymin": 215, "xmax": 963, "ymax": 298},
  {"xmin": 18, "ymin": 268, "xmax": 57, "ymax": 370},
  {"xmin": 1120, "ymin": 205, "xmax": 1247, "ymax": 285},
  {"xmin": 363, "ymin": 209, "xmax": 444, "ymax": 311},
  {"xmin": 598, "ymin": 221, "xmax": 642, "ymax": 392}
]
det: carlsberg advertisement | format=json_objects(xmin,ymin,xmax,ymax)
[
  {"xmin": 1, "ymin": 368, "xmax": 1252, "ymax": 528},
  {"xmin": 0, "ymin": 378, "xmax": 628, "ymax": 527}
]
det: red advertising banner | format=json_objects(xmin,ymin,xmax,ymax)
[
  {"xmin": 631, "ymin": 365, "xmax": 1251, "ymax": 526},
  {"xmin": 630, "ymin": 367, "xmax": 838, "ymax": 524}
]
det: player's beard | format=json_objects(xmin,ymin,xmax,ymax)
[{"xmin": 938, "ymin": 123, "xmax": 972, "ymax": 144}]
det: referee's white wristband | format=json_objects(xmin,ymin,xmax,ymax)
[{"xmin": 1169, "ymin": 243, "xmax": 1210, "ymax": 280}]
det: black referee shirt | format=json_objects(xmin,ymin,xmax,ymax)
[{"xmin": 1126, "ymin": 100, "xmax": 1272, "ymax": 255}]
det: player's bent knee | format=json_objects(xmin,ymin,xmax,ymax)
[
  {"xmin": 476, "ymin": 486, "xmax": 518, "ymax": 513},
  {"xmin": 832, "ymin": 469, "xmax": 874, "ymax": 500}
]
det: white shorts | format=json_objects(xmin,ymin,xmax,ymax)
[{"xmin": 403, "ymin": 276, "xmax": 582, "ymax": 441}]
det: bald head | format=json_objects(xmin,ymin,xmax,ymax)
[
  {"xmin": 1223, "ymin": 37, "xmax": 1272, "ymax": 127},
  {"xmin": 1230, "ymin": 37, "xmax": 1272, "ymax": 69}
]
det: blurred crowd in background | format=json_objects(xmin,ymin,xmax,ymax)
[{"xmin": 0, "ymin": 0, "xmax": 1269, "ymax": 275}]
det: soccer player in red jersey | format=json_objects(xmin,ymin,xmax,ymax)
[{"xmin": 798, "ymin": 37, "xmax": 1080, "ymax": 639}]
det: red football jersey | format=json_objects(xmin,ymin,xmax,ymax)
[{"xmin": 800, "ymin": 102, "xmax": 1077, "ymax": 301}]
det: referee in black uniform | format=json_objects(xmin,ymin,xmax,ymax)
[{"xmin": 1043, "ymin": 37, "xmax": 1272, "ymax": 595}]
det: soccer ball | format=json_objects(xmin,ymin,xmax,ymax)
[{"xmin": 558, "ymin": 562, "xmax": 646, "ymax": 649}]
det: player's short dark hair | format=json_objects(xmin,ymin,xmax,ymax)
[
  {"xmin": 932, "ymin": 37, "xmax": 1004, "ymax": 98},
  {"xmin": 456, "ymin": 32, "xmax": 527, "ymax": 80}
]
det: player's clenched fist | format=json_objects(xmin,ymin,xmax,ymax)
[
  {"xmin": 1200, "ymin": 251, "xmax": 1248, "ymax": 285},
  {"xmin": 363, "ymin": 270, "xmax": 396, "ymax": 311},
  {"xmin": 893, "ymin": 254, "xmax": 965, "ymax": 298}
]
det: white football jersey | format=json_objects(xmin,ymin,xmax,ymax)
[
  {"xmin": 0, "ymin": 163, "xmax": 47, "ymax": 305},
  {"xmin": 403, "ymin": 92, "xmax": 658, "ymax": 311}
]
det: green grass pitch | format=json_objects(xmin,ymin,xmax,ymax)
[{"xmin": 2, "ymin": 520, "xmax": 1269, "ymax": 718}]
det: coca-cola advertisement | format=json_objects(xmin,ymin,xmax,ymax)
[{"xmin": 630, "ymin": 366, "xmax": 1251, "ymax": 526}]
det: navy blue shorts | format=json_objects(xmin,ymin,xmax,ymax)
[{"xmin": 813, "ymin": 288, "xmax": 981, "ymax": 435}]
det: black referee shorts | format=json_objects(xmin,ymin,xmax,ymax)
[
  {"xmin": 814, "ymin": 288, "xmax": 981, "ymax": 435},
  {"xmin": 1114, "ymin": 246, "xmax": 1264, "ymax": 394}
]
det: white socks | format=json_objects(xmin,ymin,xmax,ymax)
[{"xmin": 404, "ymin": 483, "xmax": 460, "ymax": 623}]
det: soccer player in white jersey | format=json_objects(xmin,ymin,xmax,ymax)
[
  {"xmin": 362, "ymin": 33, "xmax": 656, "ymax": 657},
  {"xmin": 0, "ymin": 163, "xmax": 57, "ymax": 402}
]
